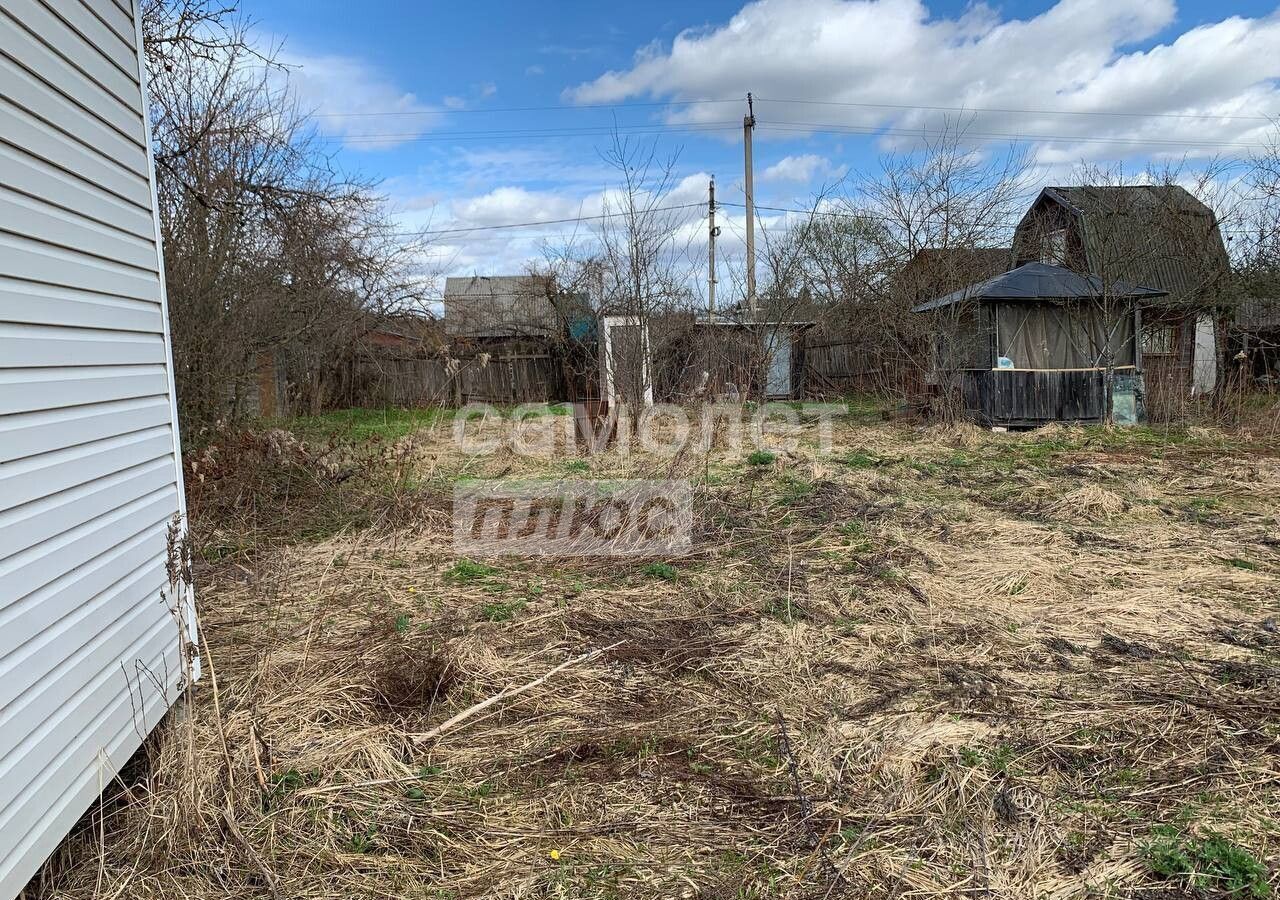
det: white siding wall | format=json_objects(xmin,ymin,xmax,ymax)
[{"xmin": 0, "ymin": 1, "xmax": 195, "ymax": 896}]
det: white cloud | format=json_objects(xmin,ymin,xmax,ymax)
[
  {"xmin": 450, "ymin": 186, "xmax": 598, "ymax": 226},
  {"xmin": 761, "ymin": 154, "xmax": 846, "ymax": 183},
  {"xmin": 567, "ymin": 0, "xmax": 1280, "ymax": 162},
  {"xmin": 275, "ymin": 43, "xmax": 441, "ymax": 151},
  {"xmin": 400, "ymin": 177, "xmax": 715, "ymax": 283},
  {"xmin": 525, "ymin": 64, "xmax": 546, "ymax": 76}
]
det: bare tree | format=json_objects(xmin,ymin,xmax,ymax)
[
  {"xmin": 143, "ymin": 0, "xmax": 434, "ymax": 422},
  {"xmin": 539, "ymin": 133, "xmax": 701, "ymax": 405}
]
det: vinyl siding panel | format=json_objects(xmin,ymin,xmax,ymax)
[
  {"xmin": 0, "ymin": 142, "xmax": 156, "ymax": 239},
  {"xmin": 0, "ymin": 278, "xmax": 163, "ymax": 330},
  {"xmin": 0, "ymin": 520, "xmax": 169, "ymax": 659},
  {"xmin": 0, "ymin": 232, "xmax": 161, "ymax": 301},
  {"xmin": 0, "ymin": 186, "xmax": 158, "ymax": 270},
  {"xmin": 19, "ymin": 0, "xmax": 140, "ymax": 85},
  {"xmin": 0, "ymin": 456, "xmax": 176, "ymax": 560},
  {"xmin": 0, "ymin": 6, "xmax": 145, "ymax": 143},
  {"xmin": 0, "ymin": 426, "xmax": 173, "ymax": 507},
  {"xmin": 2, "ymin": 0, "xmax": 140, "ymax": 109},
  {"xmin": 0, "ymin": 365, "xmax": 170, "ymax": 414},
  {"xmin": 0, "ymin": 53, "xmax": 146, "ymax": 173},
  {"xmin": 0, "ymin": 96, "xmax": 151, "ymax": 208},
  {"xmin": 0, "ymin": 2, "xmax": 194, "ymax": 897},
  {"xmin": 0, "ymin": 323, "xmax": 166, "ymax": 368},
  {"xmin": 74, "ymin": 0, "xmax": 139, "ymax": 58},
  {"xmin": 0, "ymin": 556, "xmax": 168, "ymax": 748},
  {"xmin": 0, "ymin": 395, "xmax": 175, "ymax": 462}
]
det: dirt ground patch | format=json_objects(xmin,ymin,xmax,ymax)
[{"xmin": 30, "ymin": 413, "xmax": 1280, "ymax": 899}]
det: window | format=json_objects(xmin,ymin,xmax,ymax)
[
  {"xmin": 1040, "ymin": 228, "xmax": 1067, "ymax": 266},
  {"xmin": 1141, "ymin": 322, "xmax": 1176, "ymax": 356}
]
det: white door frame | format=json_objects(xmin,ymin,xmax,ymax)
[{"xmin": 600, "ymin": 315, "xmax": 653, "ymax": 407}]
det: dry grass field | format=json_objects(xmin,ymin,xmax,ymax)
[{"xmin": 29, "ymin": 405, "xmax": 1280, "ymax": 899}]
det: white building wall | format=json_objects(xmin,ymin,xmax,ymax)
[{"xmin": 0, "ymin": 1, "xmax": 195, "ymax": 895}]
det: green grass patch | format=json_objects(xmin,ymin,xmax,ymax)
[
  {"xmin": 764, "ymin": 597, "xmax": 806, "ymax": 624},
  {"xmin": 777, "ymin": 474, "xmax": 815, "ymax": 503},
  {"xmin": 840, "ymin": 449, "xmax": 883, "ymax": 469},
  {"xmin": 480, "ymin": 599, "xmax": 525, "ymax": 622},
  {"xmin": 446, "ymin": 559, "xmax": 497, "ymax": 583},
  {"xmin": 643, "ymin": 562, "xmax": 678, "ymax": 581},
  {"xmin": 1143, "ymin": 826, "xmax": 1271, "ymax": 898},
  {"xmin": 282, "ymin": 406, "xmax": 449, "ymax": 442},
  {"xmin": 348, "ymin": 827, "xmax": 378, "ymax": 854},
  {"xmin": 844, "ymin": 394, "xmax": 890, "ymax": 423},
  {"xmin": 747, "ymin": 450, "xmax": 777, "ymax": 467}
]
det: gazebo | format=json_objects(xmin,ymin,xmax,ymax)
[{"xmin": 913, "ymin": 262, "xmax": 1167, "ymax": 427}]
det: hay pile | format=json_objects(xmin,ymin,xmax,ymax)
[
  {"xmin": 29, "ymin": 418, "xmax": 1280, "ymax": 899},
  {"xmin": 1044, "ymin": 484, "xmax": 1131, "ymax": 521}
]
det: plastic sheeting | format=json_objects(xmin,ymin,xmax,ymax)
[{"xmin": 995, "ymin": 301, "xmax": 1134, "ymax": 369}]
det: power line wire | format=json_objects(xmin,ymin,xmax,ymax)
[
  {"xmin": 331, "ymin": 121, "xmax": 739, "ymax": 144},
  {"xmin": 393, "ymin": 202, "xmax": 704, "ymax": 236},
  {"xmin": 717, "ymin": 200, "xmax": 1260, "ymax": 235},
  {"xmin": 754, "ymin": 96, "xmax": 1279, "ymax": 123},
  {"xmin": 311, "ymin": 98, "xmax": 742, "ymax": 118},
  {"xmin": 759, "ymin": 122, "xmax": 1270, "ymax": 150},
  {"xmin": 307, "ymin": 94, "xmax": 1280, "ymax": 124},
  {"xmin": 380, "ymin": 199, "xmax": 1262, "ymax": 241},
  {"xmin": 317, "ymin": 120, "xmax": 1271, "ymax": 152}
]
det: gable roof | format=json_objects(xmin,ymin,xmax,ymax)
[
  {"xmin": 913, "ymin": 262, "xmax": 1167, "ymax": 313},
  {"xmin": 896, "ymin": 247, "xmax": 1011, "ymax": 302},
  {"xmin": 443, "ymin": 275, "xmax": 558, "ymax": 337},
  {"xmin": 1017, "ymin": 185, "xmax": 1229, "ymax": 304}
]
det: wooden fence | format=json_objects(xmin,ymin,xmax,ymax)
[
  {"xmin": 804, "ymin": 339, "xmax": 920, "ymax": 399},
  {"xmin": 348, "ymin": 351, "xmax": 561, "ymax": 407}
]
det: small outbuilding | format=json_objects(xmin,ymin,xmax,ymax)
[
  {"xmin": 914, "ymin": 262, "xmax": 1167, "ymax": 427},
  {"xmin": 1011, "ymin": 186, "xmax": 1229, "ymax": 406}
]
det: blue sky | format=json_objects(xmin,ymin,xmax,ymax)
[{"xmin": 247, "ymin": 0, "xmax": 1280, "ymax": 289}]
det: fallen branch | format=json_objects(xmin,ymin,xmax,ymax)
[
  {"xmin": 776, "ymin": 709, "xmax": 849, "ymax": 892},
  {"xmin": 221, "ymin": 804, "xmax": 280, "ymax": 899},
  {"xmin": 411, "ymin": 643, "xmax": 621, "ymax": 745}
]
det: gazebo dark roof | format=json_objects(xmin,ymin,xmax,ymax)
[{"xmin": 912, "ymin": 262, "xmax": 1168, "ymax": 313}]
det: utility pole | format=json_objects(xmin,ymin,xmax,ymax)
[
  {"xmin": 707, "ymin": 177, "xmax": 719, "ymax": 323},
  {"xmin": 743, "ymin": 92, "xmax": 757, "ymax": 318}
]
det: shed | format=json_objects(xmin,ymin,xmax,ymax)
[
  {"xmin": 1012, "ymin": 185, "xmax": 1229, "ymax": 399},
  {"xmin": 0, "ymin": 2, "xmax": 196, "ymax": 895},
  {"xmin": 914, "ymin": 262, "xmax": 1167, "ymax": 426},
  {"xmin": 650, "ymin": 314, "xmax": 814, "ymax": 401}
]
